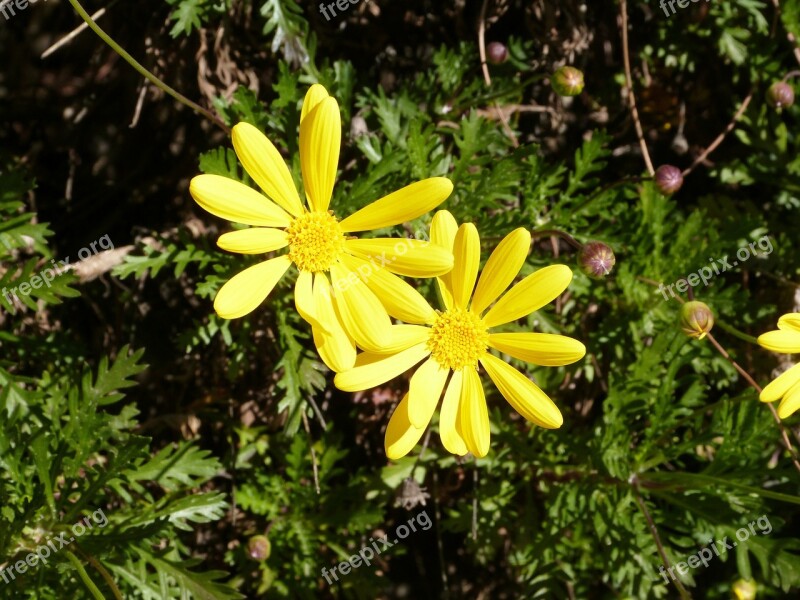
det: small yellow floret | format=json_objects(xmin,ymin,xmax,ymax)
[
  {"xmin": 286, "ymin": 211, "xmax": 345, "ymax": 273},
  {"xmin": 427, "ymin": 308, "xmax": 489, "ymax": 370}
]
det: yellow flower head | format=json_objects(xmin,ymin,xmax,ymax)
[
  {"xmin": 334, "ymin": 210, "xmax": 586, "ymax": 459},
  {"xmin": 757, "ymin": 313, "xmax": 800, "ymax": 419},
  {"xmin": 189, "ymin": 85, "xmax": 454, "ymax": 373}
]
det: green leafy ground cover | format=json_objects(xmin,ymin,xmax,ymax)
[{"xmin": 1, "ymin": 0, "xmax": 799, "ymax": 598}]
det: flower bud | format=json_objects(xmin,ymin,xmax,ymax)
[
  {"xmin": 766, "ymin": 82, "xmax": 795, "ymax": 110},
  {"xmin": 732, "ymin": 579, "xmax": 757, "ymax": 600},
  {"xmin": 551, "ymin": 66, "xmax": 584, "ymax": 96},
  {"xmin": 680, "ymin": 301, "xmax": 714, "ymax": 340},
  {"xmin": 654, "ymin": 164, "xmax": 683, "ymax": 195},
  {"xmin": 247, "ymin": 535, "xmax": 271, "ymax": 561},
  {"xmin": 487, "ymin": 42, "xmax": 508, "ymax": 65},
  {"xmin": 578, "ymin": 241, "xmax": 616, "ymax": 279}
]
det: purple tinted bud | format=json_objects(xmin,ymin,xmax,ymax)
[
  {"xmin": 654, "ymin": 165, "xmax": 684, "ymax": 195},
  {"xmin": 767, "ymin": 82, "xmax": 795, "ymax": 109},
  {"xmin": 578, "ymin": 241, "xmax": 616, "ymax": 279},
  {"xmin": 487, "ymin": 42, "xmax": 508, "ymax": 65}
]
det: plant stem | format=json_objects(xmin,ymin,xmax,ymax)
[
  {"xmin": 631, "ymin": 480, "xmax": 692, "ymax": 599},
  {"xmin": 74, "ymin": 544, "xmax": 124, "ymax": 600},
  {"xmin": 531, "ymin": 229, "xmax": 583, "ymax": 251},
  {"xmin": 65, "ymin": 550, "xmax": 106, "ymax": 600},
  {"xmin": 619, "ymin": 0, "xmax": 655, "ymax": 176},
  {"xmin": 715, "ymin": 319, "xmax": 759, "ymax": 345},
  {"xmin": 65, "ymin": 0, "xmax": 229, "ymax": 133},
  {"xmin": 706, "ymin": 332, "xmax": 800, "ymax": 474},
  {"xmin": 682, "ymin": 92, "xmax": 753, "ymax": 177}
]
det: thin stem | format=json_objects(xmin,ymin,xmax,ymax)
[
  {"xmin": 769, "ymin": 0, "xmax": 800, "ymax": 66},
  {"xmin": 74, "ymin": 545, "xmax": 124, "ymax": 600},
  {"xmin": 715, "ymin": 319, "xmax": 759, "ymax": 345},
  {"xmin": 619, "ymin": 0, "xmax": 655, "ymax": 176},
  {"xmin": 64, "ymin": 550, "xmax": 106, "ymax": 600},
  {"xmin": 782, "ymin": 70, "xmax": 800, "ymax": 81},
  {"xmin": 706, "ymin": 333, "xmax": 762, "ymax": 391},
  {"xmin": 682, "ymin": 92, "xmax": 753, "ymax": 177},
  {"xmin": 531, "ymin": 229, "xmax": 583, "ymax": 251},
  {"xmin": 631, "ymin": 481, "xmax": 691, "ymax": 599},
  {"xmin": 478, "ymin": 0, "xmax": 519, "ymax": 147},
  {"xmin": 66, "ymin": 0, "xmax": 229, "ymax": 133},
  {"xmin": 411, "ymin": 428, "xmax": 432, "ymax": 479},
  {"xmin": 301, "ymin": 411, "xmax": 320, "ymax": 495},
  {"xmin": 706, "ymin": 333, "xmax": 800, "ymax": 474},
  {"xmin": 432, "ymin": 471, "xmax": 450, "ymax": 599}
]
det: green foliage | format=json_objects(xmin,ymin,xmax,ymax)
[{"xmin": 4, "ymin": 1, "xmax": 800, "ymax": 597}]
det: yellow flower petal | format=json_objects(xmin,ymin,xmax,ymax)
[
  {"xmin": 408, "ymin": 358, "xmax": 450, "ymax": 429},
  {"xmin": 778, "ymin": 381, "xmax": 800, "ymax": 419},
  {"xmin": 483, "ymin": 265, "xmax": 573, "ymax": 328},
  {"xmin": 385, "ymin": 393, "xmax": 427, "ymax": 460},
  {"xmin": 334, "ymin": 343, "xmax": 430, "ymax": 392},
  {"xmin": 378, "ymin": 324, "xmax": 432, "ymax": 355},
  {"xmin": 339, "ymin": 254, "xmax": 436, "ymax": 324},
  {"xmin": 460, "ymin": 367, "xmax": 490, "ymax": 458},
  {"xmin": 301, "ymin": 84, "xmax": 330, "ymax": 123},
  {"xmin": 488, "ymin": 333, "xmax": 586, "ymax": 366},
  {"xmin": 758, "ymin": 330, "xmax": 800, "ymax": 354},
  {"xmin": 294, "ymin": 270, "xmax": 322, "ymax": 330},
  {"xmin": 778, "ymin": 313, "xmax": 800, "ymax": 334},
  {"xmin": 440, "ymin": 370, "xmax": 468, "ymax": 455},
  {"xmin": 329, "ymin": 263, "xmax": 392, "ymax": 352},
  {"xmin": 471, "ymin": 228, "xmax": 531, "ymax": 315},
  {"xmin": 231, "ymin": 122, "xmax": 303, "ymax": 216},
  {"xmin": 760, "ymin": 362, "xmax": 800, "ymax": 403},
  {"xmin": 217, "ymin": 228, "xmax": 289, "ymax": 254},
  {"xmin": 339, "ymin": 178, "xmax": 453, "ymax": 233},
  {"xmin": 213, "ymin": 255, "xmax": 291, "ymax": 319},
  {"xmin": 480, "ymin": 353, "xmax": 563, "ymax": 428},
  {"xmin": 451, "ymin": 223, "xmax": 480, "ymax": 309},
  {"xmin": 431, "ymin": 210, "xmax": 458, "ymax": 310},
  {"xmin": 344, "ymin": 238, "xmax": 453, "ymax": 277},
  {"xmin": 190, "ymin": 175, "xmax": 292, "ymax": 227},
  {"xmin": 300, "ymin": 96, "xmax": 340, "ymax": 213},
  {"xmin": 311, "ymin": 273, "xmax": 356, "ymax": 372}
]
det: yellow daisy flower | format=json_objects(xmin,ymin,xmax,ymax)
[
  {"xmin": 757, "ymin": 313, "xmax": 800, "ymax": 418},
  {"xmin": 189, "ymin": 84, "xmax": 454, "ymax": 373},
  {"xmin": 333, "ymin": 210, "xmax": 586, "ymax": 459}
]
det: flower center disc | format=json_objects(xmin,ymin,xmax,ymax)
[
  {"xmin": 286, "ymin": 211, "xmax": 345, "ymax": 273},
  {"xmin": 427, "ymin": 308, "xmax": 489, "ymax": 370}
]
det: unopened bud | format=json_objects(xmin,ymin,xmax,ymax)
[
  {"xmin": 578, "ymin": 242, "xmax": 616, "ymax": 279},
  {"xmin": 732, "ymin": 579, "xmax": 757, "ymax": 600},
  {"xmin": 654, "ymin": 164, "xmax": 684, "ymax": 195},
  {"xmin": 766, "ymin": 82, "xmax": 795, "ymax": 110},
  {"xmin": 247, "ymin": 535, "xmax": 271, "ymax": 561},
  {"xmin": 487, "ymin": 42, "xmax": 508, "ymax": 65},
  {"xmin": 681, "ymin": 301, "xmax": 714, "ymax": 340},
  {"xmin": 551, "ymin": 66, "xmax": 584, "ymax": 96}
]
